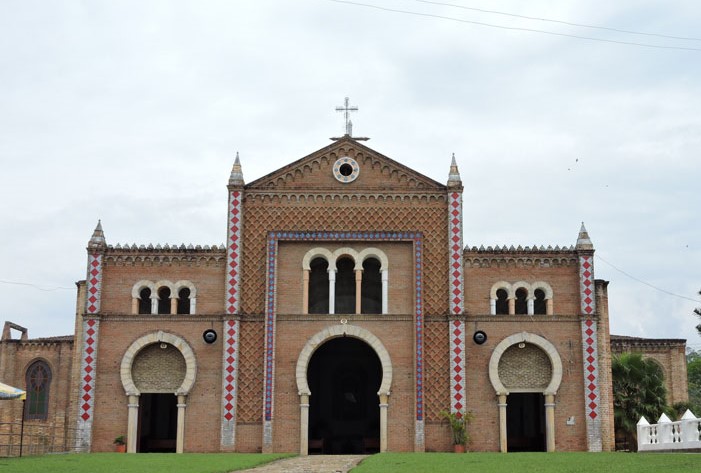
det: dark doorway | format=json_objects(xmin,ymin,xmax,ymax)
[
  {"xmin": 507, "ymin": 393, "xmax": 545, "ymax": 452},
  {"xmin": 307, "ymin": 337, "xmax": 381, "ymax": 454},
  {"xmin": 138, "ymin": 393, "xmax": 177, "ymax": 452}
]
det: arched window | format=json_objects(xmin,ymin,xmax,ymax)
[
  {"xmin": 177, "ymin": 288, "xmax": 191, "ymax": 314},
  {"xmin": 309, "ymin": 257, "xmax": 329, "ymax": 314},
  {"xmin": 157, "ymin": 287, "xmax": 171, "ymax": 315},
  {"xmin": 515, "ymin": 288, "xmax": 528, "ymax": 315},
  {"xmin": 361, "ymin": 257, "xmax": 382, "ymax": 314},
  {"xmin": 534, "ymin": 289, "xmax": 547, "ymax": 315},
  {"xmin": 496, "ymin": 289, "xmax": 509, "ymax": 315},
  {"xmin": 25, "ymin": 361, "xmax": 51, "ymax": 421},
  {"xmin": 335, "ymin": 257, "xmax": 356, "ymax": 314},
  {"xmin": 138, "ymin": 288, "xmax": 152, "ymax": 314}
]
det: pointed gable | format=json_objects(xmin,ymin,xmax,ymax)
[{"xmin": 245, "ymin": 136, "xmax": 446, "ymax": 192}]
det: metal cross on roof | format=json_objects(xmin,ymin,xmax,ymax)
[{"xmin": 335, "ymin": 97, "xmax": 358, "ymax": 136}]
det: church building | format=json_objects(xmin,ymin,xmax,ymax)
[{"xmin": 2, "ymin": 108, "xmax": 630, "ymax": 454}]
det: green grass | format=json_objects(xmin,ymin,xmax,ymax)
[
  {"xmin": 352, "ymin": 452, "xmax": 701, "ymax": 473},
  {"xmin": 0, "ymin": 453, "xmax": 292, "ymax": 473}
]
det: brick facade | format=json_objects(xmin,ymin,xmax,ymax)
[{"xmin": 0, "ymin": 135, "xmax": 689, "ymax": 455}]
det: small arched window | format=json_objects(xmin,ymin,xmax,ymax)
[
  {"xmin": 495, "ymin": 289, "xmax": 509, "ymax": 315},
  {"xmin": 534, "ymin": 289, "xmax": 547, "ymax": 315},
  {"xmin": 309, "ymin": 257, "xmax": 329, "ymax": 314},
  {"xmin": 361, "ymin": 257, "xmax": 382, "ymax": 314},
  {"xmin": 138, "ymin": 288, "xmax": 152, "ymax": 314},
  {"xmin": 515, "ymin": 288, "xmax": 528, "ymax": 315},
  {"xmin": 335, "ymin": 257, "xmax": 356, "ymax": 314},
  {"xmin": 177, "ymin": 288, "xmax": 191, "ymax": 314},
  {"xmin": 25, "ymin": 361, "xmax": 51, "ymax": 421},
  {"xmin": 157, "ymin": 287, "xmax": 171, "ymax": 314}
]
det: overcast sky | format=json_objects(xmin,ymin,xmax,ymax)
[{"xmin": 1, "ymin": 0, "xmax": 699, "ymax": 349}]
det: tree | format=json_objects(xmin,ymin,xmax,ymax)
[
  {"xmin": 612, "ymin": 352, "xmax": 667, "ymax": 449},
  {"xmin": 687, "ymin": 349, "xmax": 701, "ymax": 414},
  {"xmin": 696, "ymin": 289, "xmax": 701, "ymax": 336}
]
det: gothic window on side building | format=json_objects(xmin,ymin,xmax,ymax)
[{"xmin": 25, "ymin": 360, "xmax": 51, "ymax": 421}]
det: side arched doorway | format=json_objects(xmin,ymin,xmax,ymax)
[
  {"xmin": 121, "ymin": 331, "xmax": 197, "ymax": 453},
  {"xmin": 296, "ymin": 324, "xmax": 392, "ymax": 455},
  {"xmin": 489, "ymin": 332, "xmax": 563, "ymax": 453}
]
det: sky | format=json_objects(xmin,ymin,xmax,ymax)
[{"xmin": 0, "ymin": 0, "xmax": 699, "ymax": 349}]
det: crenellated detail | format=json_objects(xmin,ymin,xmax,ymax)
[{"xmin": 465, "ymin": 256, "xmax": 578, "ymax": 268}]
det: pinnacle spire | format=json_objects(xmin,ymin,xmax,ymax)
[
  {"xmin": 229, "ymin": 152, "xmax": 244, "ymax": 186},
  {"xmin": 447, "ymin": 153, "xmax": 462, "ymax": 187},
  {"xmin": 576, "ymin": 222, "xmax": 594, "ymax": 250},
  {"xmin": 88, "ymin": 219, "xmax": 106, "ymax": 249}
]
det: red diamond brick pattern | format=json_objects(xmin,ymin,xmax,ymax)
[
  {"xmin": 222, "ymin": 320, "xmax": 239, "ymax": 423},
  {"xmin": 226, "ymin": 191, "xmax": 242, "ymax": 314},
  {"xmin": 448, "ymin": 193, "xmax": 463, "ymax": 315},
  {"xmin": 80, "ymin": 319, "xmax": 98, "ymax": 422},
  {"xmin": 579, "ymin": 256, "xmax": 595, "ymax": 315},
  {"xmin": 581, "ymin": 318, "xmax": 599, "ymax": 420},
  {"xmin": 450, "ymin": 319, "xmax": 466, "ymax": 413},
  {"xmin": 86, "ymin": 254, "xmax": 102, "ymax": 314}
]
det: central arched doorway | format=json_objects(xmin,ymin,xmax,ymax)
[{"xmin": 307, "ymin": 337, "xmax": 382, "ymax": 454}]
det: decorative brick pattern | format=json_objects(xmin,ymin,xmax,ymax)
[
  {"xmin": 237, "ymin": 321, "xmax": 264, "ymax": 423},
  {"xmin": 86, "ymin": 253, "xmax": 102, "ymax": 314},
  {"xmin": 241, "ymin": 198, "xmax": 448, "ymax": 317},
  {"xmin": 498, "ymin": 343, "xmax": 552, "ymax": 389},
  {"xmin": 582, "ymin": 318, "xmax": 602, "ymax": 450},
  {"xmin": 449, "ymin": 319, "xmax": 466, "ymax": 414},
  {"xmin": 226, "ymin": 191, "xmax": 243, "ymax": 314},
  {"xmin": 424, "ymin": 321, "xmax": 450, "ymax": 421},
  {"xmin": 75, "ymin": 318, "xmax": 99, "ymax": 450},
  {"xmin": 579, "ymin": 256, "xmax": 596, "ymax": 315},
  {"xmin": 221, "ymin": 319, "xmax": 240, "ymax": 447},
  {"xmin": 262, "ymin": 231, "xmax": 426, "ymax": 425},
  {"xmin": 132, "ymin": 343, "xmax": 186, "ymax": 391},
  {"xmin": 448, "ymin": 192, "xmax": 463, "ymax": 315}
]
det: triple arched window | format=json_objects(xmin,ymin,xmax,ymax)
[
  {"xmin": 132, "ymin": 280, "xmax": 197, "ymax": 315},
  {"xmin": 25, "ymin": 360, "xmax": 51, "ymax": 421},
  {"xmin": 302, "ymin": 247, "xmax": 389, "ymax": 315},
  {"xmin": 490, "ymin": 281, "xmax": 553, "ymax": 315}
]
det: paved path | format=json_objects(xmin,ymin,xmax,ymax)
[{"xmin": 236, "ymin": 455, "xmax": 368, "ymax": 473}]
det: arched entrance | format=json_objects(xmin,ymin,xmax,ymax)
[
  {"xmin": 307, "ymin": 337, "xmax": 381, "ymax": 454},
  {"xmin": 489, "ymin": 332, "xmax": 563, "ymax": 453},
  {"xmin": 121, "ymin": 331, "xmax": 197, "ymax": 454},
  {"xmin": 296, "ymin": 324, "xmax": 392, "ymax": 455}
]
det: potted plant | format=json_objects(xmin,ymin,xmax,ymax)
[
  {"xmin": 113, "ymin": 435, "xmax": 126, "ymax": 453},
  {"xmin": 440, "ymin": 409, "xmax": 474, "ymax": 453}
]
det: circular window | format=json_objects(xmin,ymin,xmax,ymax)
[{"xmin": 333, "ymin": 157, "xmax": 360, "ymax": 183}]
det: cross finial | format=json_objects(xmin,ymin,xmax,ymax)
[{"xmin": 335, "ymin": 97, "xmax": 358, "ymax": 136}]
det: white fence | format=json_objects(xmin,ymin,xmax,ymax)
[{"xmin": 637, "ymin": 410, "xmax": 701, "ymax": 452}]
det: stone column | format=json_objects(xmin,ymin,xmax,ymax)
[
  {"xmin": 127, "ymin": 394, "xmax": 139, "ymax": 453},
  {"xmin": 176, "ymin": 394, "xmax": 187, "ymax": 453},
  {"xmin": 381, "ymin": 269, "xmax": 389, "ymax": 314},
  {"xmin": 328, "ymin": 270, "xmax": 336, "ymax": 314},
  {"xmin": 490, "ymin": 298, "xmax": 496, "ymax": 315},
  {"xmin": 299, "ymin": 394, "xmax": 310, "ymax": 455},
  {"xmin": 131, "ymin": 298, "xmax": 138, "ymax": 315},
  {"xmin": 302, "ymin": 270, "xmax": 309, "ymax": 314},
  {"xmin": 355, "ymin": 269, "xmax": 362, "ymax": 314},
  {"xmin": 508, "ymin": 298, "xmax": 515, "ymax": 315},
  {"xmin": 545, "ymin": 394, "xmax": 556, "ymax": 452},
  {"xmin": 170, "ymin": 296, "xmax": 178, "ymax": 315},
  {"xmin": 498, "ymin": 394, "xmax": 508, "ymax": 453},
  {"xmin": 527, "ymin": 298, "xmax": 534, "ymax": 315},
  {"xmin": 546, "ymin": 299, "xmax": 553, "ymax": 315},
  {"xmin": 379, "ymin": 393, "xmax": 389, "ymax": 452},
  {"xmin": 151, "ymin": 295, "xmax": 158, "ymax": 315}
]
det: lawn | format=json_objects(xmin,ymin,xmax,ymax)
[
  {"xmin": 352, "ymin": 452, "xmax": 701, "ymax": 473},
  {"xmin": 0, "ymin": 453, "xmax": 292, "ymax": 473}
]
